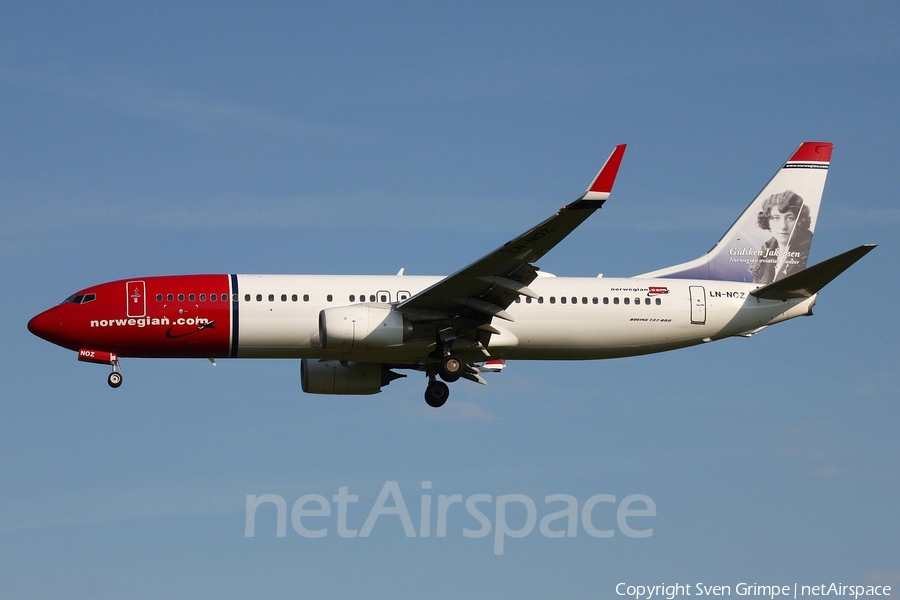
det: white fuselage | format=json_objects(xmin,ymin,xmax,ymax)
[{"xmin": 233, "ymin": 274, "xmax": 815, "ymax": 362}]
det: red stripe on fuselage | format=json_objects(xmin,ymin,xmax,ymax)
[{"xmin": 30, "ymin": 275, "xmax": 233, "ymax": 358}]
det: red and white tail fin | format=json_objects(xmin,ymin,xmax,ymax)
[{"xmin": 639, "ymin": 142, "xmax": 832, "ymax": 284}]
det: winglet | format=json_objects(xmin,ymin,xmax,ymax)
[{"xmin": 572, "ymin": 144, "xmax": 627, "ymax": 207}]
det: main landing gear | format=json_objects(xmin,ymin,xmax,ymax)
[
  {"xmin": 424, "ymin": 379, "xmax": 449, "ymax": 408},
  {"xmin": 438, "ymin": 354, "xmax": 463, "ymax": 382},
  {"xmin": 424, "ymin": 353, "xmax": 465, "ymax": 408}
]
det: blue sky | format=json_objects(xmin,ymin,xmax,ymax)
[{"xmin": 2, "ymin": 2, "xmax": 898, "ymax": 598}]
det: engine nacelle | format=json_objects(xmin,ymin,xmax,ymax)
[
  {"xmin": 301, "ymin": 359, "xmax": 397, "ymax": 395},
  {"xmin": 318, "ymin": 306, "xmax": 412, "ymax": 351}
]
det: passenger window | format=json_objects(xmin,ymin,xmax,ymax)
[
  {"xmin": 303, "ymin": 294, "xmax": 309, "ymax": 302},
  {"xmin": 268, "ymin": 294, "xmax": 274, "ymax": 302},
  {"xmin": 380, "ymin": 294, "xmax": 387, "ymax": 302},
  {"xmin": 209, "ymin": 294, "xmax": 216, "ymax": 302},
  {"xmin": 369, "ymin": 295, "xmax": 376, "ymax": 302},
  {"xmin": 292, "ymin": 294, "xmax": 298, "ymax": 302},
  {"xmin": 655, "ymin": 298, "xmax": 661, "ymax": 305},
  {"xmin": 189, "ymin": 294, "xmax": 195, "ymax": 302},
  {"xmin": 515, "ymin": 296, "xmax": 521, "ymax": 303},
  {"xmin": 256, "ymin": 294, "xmax": 262, "ymax": 302},
  {"xmin": 327, "ymin": 294, "xmax": 333, "ymax": 302},
  {"xmin": 603, "ymin": 297, "xmax": 609, "ymax": 304},
  {"xmin": 526, "ymin": 297, "xmax": 532, "ymax": 304},
  {"xmin": 560, "ymin": 297, "xmax": 566, "ymax": 304},
  {"xmin": 281, "ymin": 294, "xmax": 287, "ymax": 302},
  {"xmin": 645, "ymin": 298, "xmax": 651, "ymax": 305},
  {"xmin": 200, "ymin": 294, "xmax": 206, "ymax": 302},
  {"xmin": 582, "ymin": 297, "xmax": 588, "ymax": 304},
  {"xmin": 167, "ymin": 294, "xmax": 174, "ymax": 302},
  {"xmin": 538, "ymin": 297, "xmax": 544, "ymax": 304},
  {"xmin": 350, "ymin": 295, "xmax": 356, "ymax": 302},
  {"xmin": 592, "ymin": 297, "xmax": 598, "ymax": 304},
  {"xmin": 550, "ymin": 297, "xmax": 556, "ymax": 304},
  {"xmin": 613, "ymin": 297, "xmax": 619, "ymax": 305},
  {"xmin": 624, "ymin": 297, "xmax": 630, "ymax": 305},
  {"xmin": 635, "ymin": 297, "xmax": 640, "ymax": 305},
  {"xmin": 572, "ymin": 297, "xmax": 577, "ymax": 304},
  {"xmin": 156, "ymin": 294, "xmax": 163, "ymax": 302},
  {"xmin": 178, "ymin": 294, "xmax": 185, "ymax": 302}
]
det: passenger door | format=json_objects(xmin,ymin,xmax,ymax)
[
  {"xmin": 126, "ymin": 280, "xmax": 146, "ymax": 318},
  {"xmin": 689, "ymin": 285, "xmax": 706, "ymax": 324}
]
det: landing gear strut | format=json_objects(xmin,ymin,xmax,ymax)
[{"xmin": 424, "ymin": 379, "xmax": 449, "ymax": 408}]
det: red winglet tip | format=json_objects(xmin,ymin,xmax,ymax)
[
  {"xmin": 589, "ymin": 144, "xmax": 627, "ymax": 193},
  {"xmin": 789, "ymin": 141, "xmax": 833, "ymax": 163}
]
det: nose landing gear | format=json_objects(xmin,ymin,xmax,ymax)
[
  {"xmin": 77, "ymin": 349, "xmax": 122, "ymax": 388},
  {"xmin": 107, "ymin": 358, "xmax": 122, "ymax": 388}
]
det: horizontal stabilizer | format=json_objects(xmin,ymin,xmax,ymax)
[{"xmin": 750, "ymin": 244, "xmax": 876, "ymax": 300}]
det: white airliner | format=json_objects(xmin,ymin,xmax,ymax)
[{"xmin": 28, "ymin": 142, "xmax": 874, "ymax": 407}]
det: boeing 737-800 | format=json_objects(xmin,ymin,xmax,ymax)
[{"xmin": 28, "ymin": 142, "xmax": 874, "ymax": 407}]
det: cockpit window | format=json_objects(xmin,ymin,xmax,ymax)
[{"xmin": 63, "ymin": 293, "xmax": 96, "ymax": 305}]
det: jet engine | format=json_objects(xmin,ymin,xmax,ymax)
[
  {"xmin": 300, "ymin": 359, "xmax": 404, "ymax": 395},
  {"xmin": 318, "ymin": 306, "xmax": 413, "ymax": 351}
]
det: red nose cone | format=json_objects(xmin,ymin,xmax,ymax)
[{"xmin": 28, "ymin": 308, "xmax": 67, "ymax": 347}]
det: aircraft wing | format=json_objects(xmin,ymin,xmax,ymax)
[
  {"xmin": 750, "ymin": 244, "xmax": 876, "ymax": 300},
  {"xmin": 397, "ymin": 145, "xmax": 626, "ymax": 325}
]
